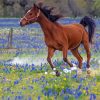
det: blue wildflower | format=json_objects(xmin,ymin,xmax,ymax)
[
  {"xmin": 90, "ymin": 94, "xmax": 96, "ymax": 100},
  {"xmin": 47, "ymin": 89, "xmax": 53, "ymax": 96},
  {"xmin": 75, "ymin": 91, "xmax": 82, "ymax": 99},
  {"xmin": 76, "ymin": 84, "xmax": 82, "ymax": 91},
  {"xmin": 28, "ymin": 96, "xmax": 32, "ymax": 100},
  {"xmin": 72, "ymin": 74, "xmax": 77, "ymax": 79},
  {"xmin": 14, "ymin": 80, "xmax": 19, "ymax": 85},
  {"xmin": 31, "ymin": 67, "xmax": 36, "ymax": 71},
  {"xmin": 43, "ymin": 91, "xmax": 47, "ymax": 96},
  {"xmin": 60, "ymin": 89, "xmax": 65, "ymax": 96},
  {"xmin": 64, "ymin": 96, "xmax": 69, "ymax": 100},
  {"xmin": 84, "ymin": 87, "xmax": 89, "ymax": 95},
  {"xmin": 38, "ymin": 96, "xmax": 41, "ymax": 100},
  {"xmin": 22, "ymin": 86, "xmax": 26, "ymax": 90},
  {"xmin": 79, "ymin": 78, "xmax": 84, "ymax": 82},
  {"xmin": 11, "ymin": 92, "xmax": 14, "ymax": 94},
  {"xmin": 39, "ymin": 67, "xmax": 42, "ymax": 70},
  {"xmin": 7, "ymin": 96, "xmax": 10, "ymax": 100},
  {"xmin": 17, "ymin": 96, "xmax": 23, "ymax": 100},
  {"xmin": 40, "ymin": 76, "xmax": 45, "ymax": 80},
  {"xmin": 66, "ymin": 88, "xmax": 73, "ymax": 95},
  {"xmin": 53, "ymin": 91, "xmax": 58, "ymax": 96},
  {"xmin": 28, "ymin": 86, "xmax": 34, "ymax": 90}
]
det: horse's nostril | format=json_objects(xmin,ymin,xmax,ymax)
[{"xmin": 20, "ymin": 22, "xmax": 23, "ymax": 26}]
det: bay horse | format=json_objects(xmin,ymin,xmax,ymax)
[{"xmin": 20, "ymin": 4, "xmax": 96, "ymax": 76}]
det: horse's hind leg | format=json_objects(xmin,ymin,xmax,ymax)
[
  {"xmin": 71, "ymin": 48, "xmax": 83, "ymax": 75},
  {"xmin": 83, "ymin": 35, "xmax": 91, "ymax": 75}
]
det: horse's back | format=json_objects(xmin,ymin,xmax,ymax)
[{"xmin": 64, "ymin": 23, "xmax": 86, "ymax": 49}]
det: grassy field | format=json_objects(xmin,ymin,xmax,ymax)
[
  {"xmin": 0, "ymin": 18, "xmax": 100, "ymax": 100},
  {"xmin": 0, "ymin": 62, "xmax": 100, "ymax": 100}
]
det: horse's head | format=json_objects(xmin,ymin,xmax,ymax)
[{"xmin": 20, "ymin": 4, "xmax": 40, "ymax": 26}]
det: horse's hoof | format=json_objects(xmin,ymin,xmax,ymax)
[
  {"xmin": 77, "ymin": 68, "xmax": 82, "ymax": 76},
  {"xmin": 87, "ymin": 68, "xmax": 91, "ymax": 75},
  {"xmin": 70, "ymin": 66, "xmax": 77, "ymax": 71},
  {"xmin": 56, "ymin": 70, "xmax": 60, "ymax": 77}
]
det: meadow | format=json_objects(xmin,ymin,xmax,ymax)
[{"xmin": 0, "ymin": 18, "xmax": 100, "ymax": 100}]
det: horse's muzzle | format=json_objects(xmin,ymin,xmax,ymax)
[{"xmin": 20, "ymin": 22, "xmax": 24, "ymax": 27}]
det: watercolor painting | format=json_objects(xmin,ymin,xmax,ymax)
[{"xmin": 0, "ymin": 0, "xmax": 100, "ymax": 100}]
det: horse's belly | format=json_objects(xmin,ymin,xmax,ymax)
[{"xmin": 45, "ymin": 41, "xmax": 63, "ymax": 51}]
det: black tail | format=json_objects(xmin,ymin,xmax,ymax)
[{"xmin": 80, "ymin": 16, "xmax": 96, "ymax": 43}]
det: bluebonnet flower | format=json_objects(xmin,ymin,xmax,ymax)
[
  {"xmin": 40, "ymin": 76, "xmax": 45, "ymax": 80},
  {"xmin": 7, "ymin": 96, "xmax": 10, "ymax": 100},
  {"xmin": 28, "ymin": 86, "xmax": 34, "ymax": 90},
  {"xmin": 41, "ymin": 84, "xmax": 45, "ymax": 88},
  {"xmin": 83, "ymin": 87, "xmax": 89, "ymax": 95},
  {"xmin": 3, "ymin": 87, "xmax": 11, "ymax": 92},
  {"xmin": 17, "ymin": 96, "xmax": 23, "ymax": 100},
  {"xmin": 75, "ymin": 91, "xmax": 82, "ymax": 99},
  {"xmin": 32, "ymin": 78, "xmax": 39, "ymax": 83},
  {"xmin": 76, "ymin": 84, "xmax": 82, "ymax": 91},
  {"xmin": 11, "ymin": 92, "xmax": 14, "ymax": 94},
  {"xmin": 38, "ymin": 96, "xmax": 41, "ymax": 100},
  {"xmin": 66, "ymin": 88, "xmax": 73, "ymax": 95},
  {"xmin": 64, "ymin": 96, "xmax": 69, "ymax": 100},
  {"xmin": 90, "ymin": 94, "xmax": 96, "ymax": 100},
  {"xmin": 22, "ymin": 86, "xmax": 26, "ymax": 90},
  {"xmin": 72, "ymin": 74, "xmax": 77, "ymax": 79},
  {"xmin": 42, "ymin": 90, "xmax": 47, "ymax": 96},
  {"xmin": 3, "ymin": 67, "xmax": 10, "ymax": 73},
  {"xmin": 28, "ymin": 96, "xmax": 32, "ymax": 100},
  {"xmin": 79, "ymin": 78, "xmax": 84, "ymax": 83},
  {"xmin": 39, "ymin": 67, "xmax": 42, "ymax": 70},
  {"xmin": 31, "ymin": 67, "xmax": 36, "ymax": 71},
  {"xmin": 14, "ymin": 80, "xmax": 19, "ymax": 85},
  {"xmin": 47, "ymin": 89, "xmax": 53, "ymax": 96},
  {"xmin": 53, "ymin": 91, "xmax": 58, "ymax": 96},
  {"xmin": 60, "ymin": 89, "xmax": 65, "ymax": 96}
]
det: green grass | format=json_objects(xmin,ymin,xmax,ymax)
[{"xmin": 0, "ymin": 66, "xmax": 100, "ymax": 99}]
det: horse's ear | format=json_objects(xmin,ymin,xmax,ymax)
[
  {"xmin": 34, "ymin": 4, "xmax": 36, "ymax": 7},
  {"xmin": 33, "ymin": 4, "xmax": 38, "ymax": 9}
]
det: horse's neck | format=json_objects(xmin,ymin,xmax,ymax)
[{"xmin": 38, "ymin": 12, "xmax": 55, "ymax": 37}]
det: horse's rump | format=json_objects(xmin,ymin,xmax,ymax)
[{"xmin": 64, "ymin": 24, "xmax": 84, "ymax": 50}]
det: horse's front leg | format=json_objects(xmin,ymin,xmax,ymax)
[
  {"xmin": 62, "ymin": 47, "xmax": 73, "ymax": 67},
  {"xmin": 47, "ymin": 47, "xmax": 60, "ymax": 76}
]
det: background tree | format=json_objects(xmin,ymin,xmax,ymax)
[
  {"xmin": 0, "ymin": 0, "xmax": 3, "ymax": 17},
  {"xmin": 93, "ymin": 0, "xmax": 100, "ymax": 17},
  {"xmin": 3, "ymin": 0, "xmax": 15, "ymax": 17},
  {"xmin": 0, "ymin": 0, "xmax": 100, "ymax": 17}
]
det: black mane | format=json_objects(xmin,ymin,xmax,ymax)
[{"xmin": 37, "ymin": 4, "xmax": 62, "ymax": 22}]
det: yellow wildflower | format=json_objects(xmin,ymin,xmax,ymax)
[{"xmin": 63, "ymin": 78, "xmax": 67, "ymax": 81}]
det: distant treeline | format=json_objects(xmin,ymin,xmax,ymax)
[{"xmin": 0, "ymin": 0, "xmax": 100, "ymax": 17}]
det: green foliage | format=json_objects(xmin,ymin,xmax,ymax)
[
  {"xmin": 93, "ymin": 0, "xmax": 100, "ymax": 16},
  {"xmin": 0, "ymin": 0, "xmax": 100, "ymax": 17},
  {"xmin": 94, "ymin": 0, "xmax": 100, "ymax": 8}
]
